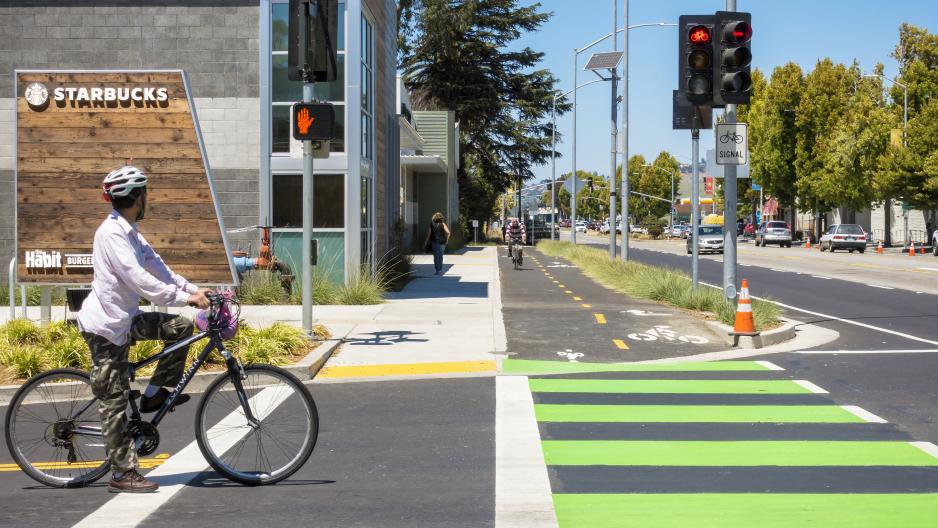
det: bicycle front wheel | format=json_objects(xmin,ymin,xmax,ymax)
[
  {"xmin": 195, "ymin": 364, "xmax": 318, "ymax": 485},
  {"xmin": 4, "ymin": 368, "xmax": 110, "ymax": 487}
]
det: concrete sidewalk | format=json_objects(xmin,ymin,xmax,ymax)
[{"xmin": 314, "ymin": 246, "xmax": 507, "ymax": 380}]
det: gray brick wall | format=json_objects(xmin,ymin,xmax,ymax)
[
  {"xmin": 214, "ymin": 168, "xmax": 260, "ymax": 251},
  {"xmin": 0, "ymin": 1, "xmax": 259, "ymax": 99}
]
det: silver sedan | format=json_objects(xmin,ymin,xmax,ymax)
[{"xmin": 687, "ymin": 225, "xmax": 725, "ymax": 254}]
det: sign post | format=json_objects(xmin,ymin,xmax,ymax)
[{"xmin": 716, "ymin": 121, "xmax": 747, "ymax": 300}]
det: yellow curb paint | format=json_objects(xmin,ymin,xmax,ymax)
[
  {"xmin": 317, "ymin": 360, "xmax": 497, "ymax": 379},
  {"xmin": 573, "ymin": 296, "xmax": 583, "ymax": 301},
  {"xmin": 594, "ymin": 313, "xmax": 607, "ymax": 324},
  {"xmin": 581, "ymin": 304, "xmax": 592, "ymax": 308},
  {"xmin": 0, "ymin": 453, "xmax": 171, "ymax": 472},
  {"xmin": 613, "ymin": 339, "xmax": 629, "ymax": 350}
]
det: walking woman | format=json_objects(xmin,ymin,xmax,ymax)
[{"xmin": 424, "ymin": 212, "xmax": 451, "ymax": 275}]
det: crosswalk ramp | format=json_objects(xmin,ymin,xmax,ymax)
[{"xmin": 497, "ymin": 359, "xmax": 938, "ymax": 528}]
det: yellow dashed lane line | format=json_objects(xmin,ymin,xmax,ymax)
[
  {"xmin": 613, "ymin": 339, "xmax": 630, "ymax": 350},
  {"xmin": 581, "ymin": 303, "xmax": 592, "ymax": 308},
  {"xmin": 573, "ymin": 296, "xmax": 583, "ymax": 301},
  {"xmin": 317, "ymin": 360, "xmax": 497, "ymax": 379},
  {"xmin": 594, "ymin": 313, "xmax": 607, "ymax": 324}
]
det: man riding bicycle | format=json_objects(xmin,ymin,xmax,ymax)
[
  {"xmin": 506, "ymin": 219, "xmax": 526, "ymax": 259},
  {"xmin": 76, "ymin": 165, "xmax": 211, "ymax": 493}
]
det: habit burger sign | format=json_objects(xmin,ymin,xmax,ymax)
[{"xmin": 14, "ymin": 70, "xmax": 237, "ymax": 285}]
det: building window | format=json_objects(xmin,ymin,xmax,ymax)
[
  {"xmin": 360, "ymin": 12, "xmax": 375, "ymax": 267},
  {"xmin": 272, "ymin": 173, "xmax": 345, "ymax": 228},
  {"xmin": 271, "ymin": 1, "xmax": 346, "ymax": 154}
]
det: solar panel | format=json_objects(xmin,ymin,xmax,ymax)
[{"xmin": 584, "ymin": 51, "xmax": 624, "ymax": 71}]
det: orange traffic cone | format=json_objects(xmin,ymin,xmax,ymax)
[
  {"xmin": 920, "ymin": 245, "xmax": 926, "ymax": 255},
  {"xmin": 805, "ymin": 238, "xmax": 812, "ymax": 249},
  {"xmin": 733, "ymin": 279, "xmax": 759, "ymax": 336},
  {"xmin": 876, "ymin": 241, "xmax": 883, "ymax": 254},
  {"xmin": 909, "ymin": 242, "xmax": 916, "ymax": 256}
]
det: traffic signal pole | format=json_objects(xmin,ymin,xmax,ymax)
[
  {"xmin": 301, "ymin": 81, "xmax": 314, "ymax": 336},
  {"xmin": 620, "ymin": 0, "xmax": 629, "ymax": 260},
  {"xmin": 722, "ymin": 0, "xmax": 738, "ymax": 301}
]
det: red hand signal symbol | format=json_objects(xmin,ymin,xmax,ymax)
[{"xmin": 297, "ymin": 108, "xmax": 315, "ymax": 134}]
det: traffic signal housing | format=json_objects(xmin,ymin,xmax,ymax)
[
  {"xmin": 678, "ymin": 15, "xmax": 715, "ymax": 106},
  {"xmin": 288, "ymin": 0, "xmax": 339, "ymax": 82},
  {"xmin": 713, "ymin": 11, "xmax": 752, "ymax": 105}
]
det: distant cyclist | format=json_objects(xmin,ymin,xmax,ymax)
[
  {"xmin": 77, "ymin": 165, "xmax": 211, "ymax": 493},
  {"xmin": 506, "ymin": 219, "xmax": 526, "ymax": 258}
]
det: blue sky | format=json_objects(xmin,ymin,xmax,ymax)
[{"xmin": 516, "ymin": 0, "xmax": 938, "ymax": 183}]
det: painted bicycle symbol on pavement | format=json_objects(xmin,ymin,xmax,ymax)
[
  {"xmin": 556, "ymin": 349, "xmax": 584, "ymax": 362},
  {"xmin": 627, "ymin": 325, "xmax": 709, "ymax": 344}
]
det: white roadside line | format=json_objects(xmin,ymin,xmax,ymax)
[
  {"xmin": 917, "ymin": 267, "xmax": 938, "ymax": 272},
  {"xmin": 755, "ymin": 360, "xmax": 785, "ymax": 371},
  {"xmin": 769, "ymin": 268, "xmax": 785, "ymax": 273},
  {"xmin": 911, "ymin": 442, "xmax": 938, "ymax": 460},
  {"xmin": 702, "ymin": 280, "xmax": 938, "ymax": 347},
  {"xmin": 868, "ymin": 284, "xmax": 895, "ymax": 290},
  {"xmin": 841, "ymin": 405, "xmax": 888, "ymax": 423},
  {"xmin": 495, "ymin": 376, "xmax": 558, "ymax": 528},
  {"xmin": 73, "ymin": 386, "xmax": 292, "ymax": 528},
  {"xmin": 793, "ymin": 380, "xmax": 829, "ymax": 394},
  {"xmin": 794, "ymin": 349, "xmax": 938, "ymax": 354},
  {"xmin": 811, "ymin": 275, "xmax": 832, "ymax": 280}
]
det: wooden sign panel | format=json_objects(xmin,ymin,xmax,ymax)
[{"xmin": 15, "ymin": 70, "xmax": 236, "ymax": 285}]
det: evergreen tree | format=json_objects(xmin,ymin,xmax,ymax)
[{"xmin": 398, "ymin": 0, "xmax": 569, "ymax": 223}]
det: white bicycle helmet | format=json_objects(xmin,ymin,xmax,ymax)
[{"xmin": 102, "ymin": 165, "xmax": 148, "ymax": 201}]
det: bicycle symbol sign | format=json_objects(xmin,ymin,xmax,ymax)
[{"xmin": 715, "ymin": 123, "xmax": 747, "ymax": 166}]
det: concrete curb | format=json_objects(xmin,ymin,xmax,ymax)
[
  {"xmin": 705, "ymin": 318, "xmax": 797, "ymax": 349},
  {"xmin": 0, "ymin": 338, "xmax": 342, "ymax": 406}
]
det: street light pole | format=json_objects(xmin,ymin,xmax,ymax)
[
  {"xmin": 571, "ymin": 48, "xmax": 578, "ymax": 245},
  {"xmin": 620, "ymin": 0, "xmax": 629, "ymax": 260},
  {"xmin": 550, "ymin": 98, "xmax": 557, "ymax": 240},
  {"xmin": 608, "ymin": 0, "xmax": 618, "ymax": 259}
]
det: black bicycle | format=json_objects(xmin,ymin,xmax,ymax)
[{"xmin": 4, "ymin": 293, "xmax": 318, "ymax": 488}]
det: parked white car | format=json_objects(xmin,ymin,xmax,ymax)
[
  {"xmin": 819, "ymin": 224, "xmax": 867, "ymax": 253},
  {"xmin": 575, "ymin": 221, "xmax": 587, "ymax": 233}
]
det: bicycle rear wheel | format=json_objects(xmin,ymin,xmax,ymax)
[
  {"xmin": 195, "ymin": 364, "xmax": 318, "ymax": 485},
  {"xmin": 4, "ymin": 368, "xmax": 110, "ymax": 487}
]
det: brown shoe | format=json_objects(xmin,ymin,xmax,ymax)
[{"xmin": 108, "ymin": 469, "xmax": 159, "ymax": 493}]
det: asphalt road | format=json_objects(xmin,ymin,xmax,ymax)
[
  {"xmin": 571, "ymin": 233, "xmax": 938, "ymax": 443},
  {"xmin": 498, "ymin": 245, "xmax": 726, "ymax": 363},
  {"xmin": 0, "ymin": 377, "xmax": 494, "ymax": 528}
]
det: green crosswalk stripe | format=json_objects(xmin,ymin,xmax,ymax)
[
  {"xmin": 529, "ymin": 379, "xmax": 813, "ymax": 394},
  {"xmin": 534, "ymin": 404, "xmax": 863, "ymax": 423},
  {"xmin": 552, "ymin": 494, "xmax": 938, "ymax": 528},
  {"xmin": 542, "ymin": 440, "xmax": 938, "ymax": 466},
  {"xmin": 502, "ymin": 359, "xmax": 773, "ymax": 374}
]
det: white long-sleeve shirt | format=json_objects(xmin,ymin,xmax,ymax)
[{"xmin": 77, "ymin": 211, "xmax": 198, "ymax": 346}]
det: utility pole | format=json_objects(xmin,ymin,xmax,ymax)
[
  {"xmin": 608, "ymin": 0, "xmax": 618, "ymax": 259},
  {"xmin": 620, "ymin": 0, "xmax": 629, "ymax": 260}
]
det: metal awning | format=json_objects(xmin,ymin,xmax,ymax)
[
  {"xmin": 398, "ymin": 115, "xmax": 425, "ymax": 150},
  {"xmin": 400, "ymin": 155, "xmax": 447, "ymax": 172}
]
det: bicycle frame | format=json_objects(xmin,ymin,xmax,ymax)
[{"xmin": 70, "ymin": 323, "xmax": 260, "ymax": 439}]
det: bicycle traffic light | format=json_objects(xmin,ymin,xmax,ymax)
[
  {"xmin": 678, "ymin": 14, "xmax": 715, "ymax": 106},
  {"xmin": 713, "ymin": 11, "xmax": 752, "ymax": 105}
]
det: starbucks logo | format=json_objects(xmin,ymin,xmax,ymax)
[{"xmin": 24, "ymin": 82, "xmax": 49, "ymax": 110}]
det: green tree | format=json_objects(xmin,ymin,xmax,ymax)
[
  {"xmin": 749, "ymin": 63, "xmax": 803, "ymax": 226},
  {"xmin": 398, "ymin": 0, "xmax": 570, "ymax": 223},
  {"xmin": 817, "ymin": 74, "xmax": 896, "ymax": 212},
  {"xmin": 795, "ymin": 59, "xmax": 858, "ymax": 230}
]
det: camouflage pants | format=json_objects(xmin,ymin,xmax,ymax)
[{"xmin": 82, "ymin": 312, "xmax": 194, "ymax": 472}]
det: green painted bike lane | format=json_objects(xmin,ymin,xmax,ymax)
[{"xmin": 503, "ymin": 358, "xmax": 938, "ymax": 528}]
